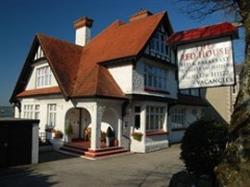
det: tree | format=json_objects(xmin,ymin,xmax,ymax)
[{"xmin": 175, "ymin": 0, "xmax": 250, "ymax": 186}]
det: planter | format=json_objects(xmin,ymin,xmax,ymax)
[
  {"xmin": 132, "ymin": 132, "xmax": 143, "ymax": 141},
  {"xmin": 106, "ymin": 137, "xmax": 114, "ymax": 147},
  {"xmin": 113, "ymin": 139, "xmax": 119, "ymax": 146},
  {"xmin": 65, "ymin": 135, "xmax": 72, "ymax": 143},
  {"xmin": 46, "ymin": 132, "xmax": 53, "ymax": 140}
]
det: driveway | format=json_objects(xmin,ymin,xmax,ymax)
[{"xmin": 0, "ymin": 144, "xmax": 184, "ymax": 187}]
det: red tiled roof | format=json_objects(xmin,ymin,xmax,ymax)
[
  {"xmin": 37, "ymin": 34, "xmax": 82, "ymax": 97},
  {"xmin": 12, "ymin": 11, "xmax": 167, "ymax": 101},
  {"xmin": 168, "ymin": 22, "xmax": 238, "ymax": 45},
  {"xmin": 17, "ymin": 87, "xmax": 61, "ymax": 98},
  {"xmin": 72, "ymin": 11, "xmax": 165, "ymax": 97}
]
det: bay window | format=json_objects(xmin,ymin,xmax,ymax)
[
  {"xmin": 23, "ymin": 104, "xmax": 40, "ymax": 119},
  {"xmin": 144, "ymin": 64, "xmax": 168, "ymax": 91},
  {"xmin": 23, "ymin": 104, "xmax": 33, "ymax": 119},
  {"xmin": 146, "ymin": 106, "xmax": 165, "ymax": 131}
]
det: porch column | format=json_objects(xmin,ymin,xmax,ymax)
[
  {"xmin": 163, "ymin": 104, "xmax": 168, "ymax": 132},
  {"xmin": 118, "ymin": 118, "xmax": 122, "ymax": 146},
  {"xmin": 141, "ymin": 104, "xmax": 146, "ymax": 143},
  {"xmin": 90, "ymin": 103, "xmax": 105, "ymax": 150}
]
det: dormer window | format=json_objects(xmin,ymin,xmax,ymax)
[{"xmin": 36, "ymin": 65, "xmax": 52, "ymax": 88}]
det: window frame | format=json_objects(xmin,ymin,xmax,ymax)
[
  {"xmin": 171, "ymin": 108, "xmax": 186, "ymax": 130},
  {"xmin": 146, "ymin": 106, "xmax": 165, "ymax": 131},
  {"xmin": 36, "ymin": 65, "xmax": 52, "ymax": 88},
  {"xmin": 47, "ymin": 104, "xmax": 57, "ymax": 128},
  {"xmin": 144, "ymin": 63, "xmax": 168, "ymax": 92}
]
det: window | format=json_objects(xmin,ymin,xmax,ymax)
[
  {"xmin": 149, "ymin": 31, "xmax": 169, "ymax": 58},
  {"xmin": 34, "ymin": 105, "xmax": 40, "ymax": 119},
  {"xmin": 179, "ymin": 88, "xmax": 200, "ymax": 97},
  {"xmin": 191, "ymin": 89, "xmax": 200, "ymax": 96},
  {"xmin": 36, "ymin": 66, "xmax": 52, "ymax": 88},
  {"xmin": 146, "ymin": 106, "xmax": 165, "ymax": 131},
  {"xmin": 47, "ymin": 104, "xmax": 56, "ymax": 127},
  {"xmin": 134, "ymin": 106, "xmax": 141, "ymax": 129},
  {"xmin": 171, "ymin": 108, "xmax": 186, "ymax": 129},
  {"xmin": 179, "ymin": 89, "xmax": 190, "ymax": 95},
  {"xmin": 144, "ymin": 64, "xmax": 168, "ymax": 91},
  {"xmin": 23, "ymin": 104, "xmax": 40, "ymax": 119},
  {"xmin": 23, "ymin": 104, "xmax": 33, "ymax": 119}
]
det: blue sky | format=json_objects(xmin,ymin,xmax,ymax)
[{"xmin": 0, "ymin": 0, "xmax": 245, "ymax": 105}]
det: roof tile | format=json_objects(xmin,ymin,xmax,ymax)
[{"xmin": 168, "ymin": 22, "xmax": 237, "ymax": 45}]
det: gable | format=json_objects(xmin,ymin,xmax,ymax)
[{"xmin": 25, "ymin": 60, "xmax": 59, "ymax": 90}]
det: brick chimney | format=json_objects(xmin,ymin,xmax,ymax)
[
  {"xmin": 73, "ymin": 17, "xmax": 94, "ymax": 46},
  {"xmin": 129, "ymin": 9, "xmax": 153, "ymax": 22}
]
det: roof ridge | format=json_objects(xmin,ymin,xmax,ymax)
[
  {"xmin": 36, "ymin": 33, "xmax": 83, "ymax": 49},
  {"xmin": 175, "ymin": 22, "xmax": 232, "ymax": 34}
]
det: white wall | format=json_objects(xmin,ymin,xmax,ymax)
[
  {"xmin": 20, "ymin": 96, "xmax": 72, "ymax": 134},
  {"xmin": 25, "ymin": 61, "xmax": 58, "ymax": 90},
  {"xmin": 75, "ymin": 26, "xmax": 91, "ymax": 46},
  {"xmin": 108, "ymin": 64, "xmax": 133, "ymax": 94}
]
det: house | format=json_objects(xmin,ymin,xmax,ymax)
[{"xmin": 10, "ymin": 10, "xmax": 208, "ymax": 155}]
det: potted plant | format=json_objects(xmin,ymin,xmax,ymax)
[
  {"xmin": 45, "ymin": 125, "xmax": 54, "ymax": 140},
  {"xmin": 106, "ymin": 127, "xmax": 115, "ymax": 147},
  {"xmin": 65, "ymin": 123, "xmax": 73, "ymax": 143}
]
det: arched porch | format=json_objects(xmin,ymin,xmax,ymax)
[{"xmin": 64, "ymin": 104, "xmax": 122, "ymax": 151}]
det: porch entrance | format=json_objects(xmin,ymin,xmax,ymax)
[
  {"xmin": 65, "ymin": 108, "xmax": 91, "ymax": 143},
  {"xmin": 62, "ymin": 104, "xmax": 126, "ymax": 157}
]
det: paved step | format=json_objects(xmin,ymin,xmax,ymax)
[
  {"xmin": 88, "ymin": 146, "xmax": 124, "ymax": 152},
  {"xmin": 60, "ymin": 146, "xmax": 86, "ymax": 155},
  {"xmin": 63, "ymin": 143, "xmax": 89, "ymax": 151},
  {"xmin": 85, "ymin": 148, "xmax": 128, "ymax": 158},
  {"xmin": 60, "ymin": 144, "xmax": 128, "ymax": 159}
]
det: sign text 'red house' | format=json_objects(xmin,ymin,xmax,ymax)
[{"xmin": 177, "ymin": 37, "xmax": 235, "ymax": 89}]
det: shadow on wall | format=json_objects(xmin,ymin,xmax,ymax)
[
  {"xmin": 0, "ymin": 166, "xmax": 57, "ymax": 186},
  {"xmin": 200, "ymin": 88, "xmax": 229, "ymax": 125}
]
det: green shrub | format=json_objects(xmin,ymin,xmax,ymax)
[
  {"xmin": 180, "ymin": 120, "xmax": 229, "ymax": 176},
  {"xmin": 65, "ymin": 123, "xmax": 73, "ymax": 136}
]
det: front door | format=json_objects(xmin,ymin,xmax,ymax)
[{"xmin": 0, "ymin": 125, "xmax": 8, "ymax": 168}]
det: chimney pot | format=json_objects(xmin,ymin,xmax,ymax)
[{"xmin": 129, "ymin": 9, "xmax": 153, "ymax": 22}]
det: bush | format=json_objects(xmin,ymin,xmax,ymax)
[
  {"xmin": 65, "ymin": 123, "xmax": 73, "ymax": 136},
  {"xmin": 180, "ymin": 120, "xmax": 229, "ymax": 176}
]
